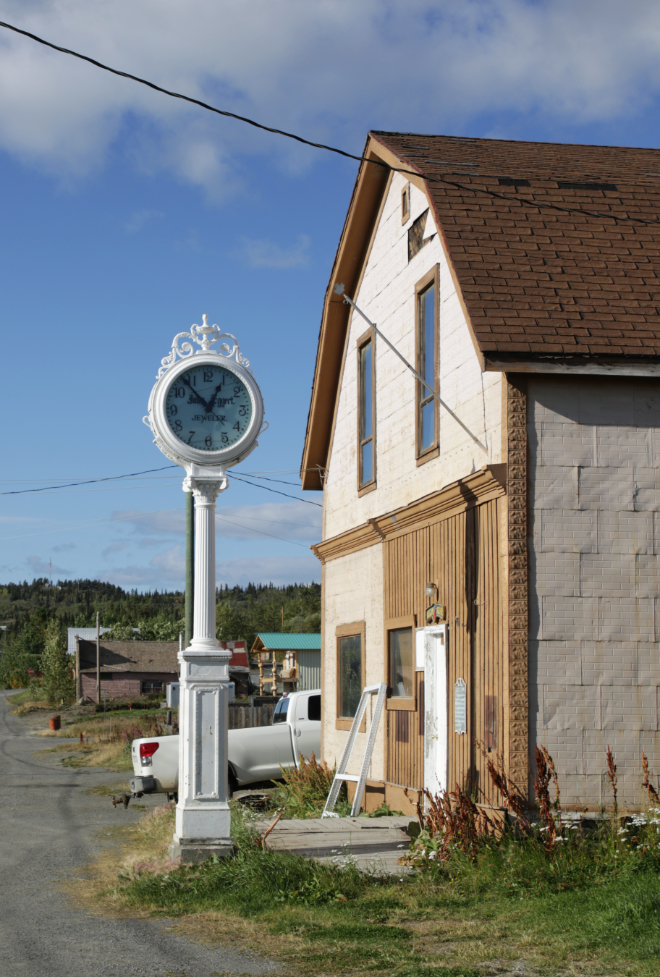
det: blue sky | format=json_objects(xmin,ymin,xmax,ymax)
[{"xmin": 2, "ymin": 0, "xmax": 660, "ymax": 591}]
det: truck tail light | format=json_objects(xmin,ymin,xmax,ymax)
[{"xmin": 139, "ymin": 742, "xmax": 160, "ymax": 759}]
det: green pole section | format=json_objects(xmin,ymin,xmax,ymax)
[{"xmin": 185, "ymin": 489, "xmax": 194, "ymax": 648}]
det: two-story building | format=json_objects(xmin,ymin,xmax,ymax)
[{"xmin": 302, "ymin": 131, "xmax": 660, "ymax": 812}]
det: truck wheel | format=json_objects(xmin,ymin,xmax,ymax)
[{"xmin": 228, "ymin": 768, "xmax": 238, "ymax": 798}]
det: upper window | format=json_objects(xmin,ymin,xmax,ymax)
[
  {"xmin": 416, "ymin": 268, "xmax": 439, "ymax": 459},
  {"xmin": 401, "ymin": 183, "xmax": 410, "ymax": 224},
  {"xmin": 358, "ymin": 335, "xmax": 376, "ymax": 489},
  {"xmin": 389, "ymin": 627, "xmax": 413, "ymax": 698},
  {"xmin": 338, "ymin": 634, "xmax": 362, "ymax": 718}
]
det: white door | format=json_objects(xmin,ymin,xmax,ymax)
[{"xmin": 419, "ymin": 624, "xmax": 448, "ymax": 796}]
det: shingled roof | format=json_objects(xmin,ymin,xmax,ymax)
[
  {"xmin": 373, "ymin": 131, "xmax": 660, "ymax": 360},
  {"xmin": 77, "ymin": 640, "xmax": 178, "ymax": 673},
  {"xmin": 301, "ymin": 131, "xmax": 660, "ymax": 489}
]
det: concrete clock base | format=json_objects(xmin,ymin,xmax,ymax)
[{"xmin": 169, "ymin": 837, "xmax": 235, "ymax": 864}]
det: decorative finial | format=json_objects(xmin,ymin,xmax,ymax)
[{"xmin": 156, "ymin": 313, "xmax": 252, "ymax": 378}]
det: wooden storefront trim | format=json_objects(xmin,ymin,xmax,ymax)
[{"xmin": 312, "ymin": 464, "xmax": 507, "ymax": 564}]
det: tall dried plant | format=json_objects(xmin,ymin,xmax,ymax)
[
  {"xmin": 412, "ymin": 783, "xmax": 496, "ymax": 860},
  {"xmin": 642, "ymin": 751, "xmax": 660, "ymax": 805},
  {"xmin": 533, "ymin": 746, "xmax": 562, "ymax": 849},
  {"xmin": 606, "ymin": 746, "xmax": 618, "ymax": 817},
  {"xmin": 476, "ymin": 742, "xmax": 532, "ymax": 837}
]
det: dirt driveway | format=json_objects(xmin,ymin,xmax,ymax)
[{"xmin": 0, "ymin": 689, "xmax": 275, "ymax": 977}]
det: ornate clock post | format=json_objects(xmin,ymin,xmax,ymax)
[{"xmin": 144, "ymin": 315, "xmax": 265, "ymax": 861}]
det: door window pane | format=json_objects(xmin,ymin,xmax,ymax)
[
  {"xmin": 272, "ymin": 697, "xmax": 289, "ymax": 723},
  {"xmin": 389, "ymin": 627, "xmax": 413, "ymax": 697},
  {"xmin": 339, "ymin": 634, "xmax": 362, "ymax": 717}
]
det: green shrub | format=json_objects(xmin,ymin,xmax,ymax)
[{"xmin": 41, "ymin": 619, "xmax": 75, "ymax": 706}]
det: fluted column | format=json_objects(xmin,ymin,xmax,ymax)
[{"xmin": 169, "ymin": 473, "xmax": 233, "ymax": 863}]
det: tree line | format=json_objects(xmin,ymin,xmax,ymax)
[{"xmin": 0, "ymin": 578, "xmax": 321, "ymax": 689}]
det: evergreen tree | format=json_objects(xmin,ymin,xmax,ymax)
[{"xmin": 41, "ymin": 619, "xmax": 75, "ymax": 706}]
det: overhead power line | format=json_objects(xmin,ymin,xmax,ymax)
[
  {"xmin": 0, "ymin": 466, "xmax": 322, "ymax": 500},
  {"xmin": 1, "ymin": 19, "xmax": 658, "ymax": 227},
  {"xmin": 0, "ymin": 464, "xmax": 177, "ymax": 496}
]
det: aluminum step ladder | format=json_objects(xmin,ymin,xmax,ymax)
[{"xmin": 322, "ymin": 682, "xmax": 387, "ymax": 818}]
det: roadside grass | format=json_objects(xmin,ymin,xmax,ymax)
[
  {"xmin": 70, "ymin": 799, "xmax": 660, "ymax": 977},
  {"xmin": 36, "ymin": 710, "xmax": 172, "ymax": 771},
  {"xmin": 8, "ymin": 687, "xmax": 51, "ymax": 715}
]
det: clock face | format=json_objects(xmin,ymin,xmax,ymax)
[{"xmin": 165, "ymin": 362, "xmax": 253, "ymax": 451}]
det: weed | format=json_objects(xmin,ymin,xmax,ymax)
[
  {"xmin": 642, "ymin": 752, "xmax": 660, "ymax": 805},
  {"xmin": 273, "ymin": 752, "xmax": 349, "ymax": 818},
  {"xmin": 607, "ymin": 744, "xmax": 619, "ymax": 817}
]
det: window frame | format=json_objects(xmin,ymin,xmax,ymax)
[
  {"xmin": 384, "ymin": 615, "xmax": 417, "ymax": 711},
  {"xmin": 356, "ymin": 327, "xmax": 377, "ymax": 496},
  {"xmin": 401, "ymin": 183, "xmax": 411, "ymax": 224},
  {"xmin": 415, "ymin": 265, "xmax": 440, "ymax": 465},
  {"xmin": 335, "ymin": 621, "xmax": 366, "ymax": 731}
]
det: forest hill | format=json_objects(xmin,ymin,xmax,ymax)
[{"xmin": 0, "ymin": 578, "xmax": 321, "ymax": 687}]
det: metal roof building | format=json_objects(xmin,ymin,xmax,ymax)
[{"xmin": 251, "ymin": 633, "xmax": 321, "ymax": 692}]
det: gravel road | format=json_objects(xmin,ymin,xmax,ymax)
[{"xmin": 0, "ymin": 689, "xmax": 275, "ymax": 977}]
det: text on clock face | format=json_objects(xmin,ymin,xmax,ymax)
[{"xmin": 165, "ymin": 364, "xmax": 253, "ymax": 451}]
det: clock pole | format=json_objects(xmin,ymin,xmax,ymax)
[
  {"xmin": 169, "ymin": 472, "xmax": 233, "ymax": 862},
  {"xmin": 144, "ymin": 314, "xmax": 265, "ymax": 865}
]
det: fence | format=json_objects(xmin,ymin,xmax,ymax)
[{"xmin": 228, "ymin": 698, "xmax": 277, "ymax": 729}]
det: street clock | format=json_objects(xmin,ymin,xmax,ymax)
[{"xmin": 144, "ymin": 313, "xmax": 265, "ymax": 471}]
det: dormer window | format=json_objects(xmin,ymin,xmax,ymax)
[{"xmin": 401, "ymin": 183, "xmax": 410, "ymax": 224}]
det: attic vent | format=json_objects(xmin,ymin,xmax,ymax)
[
  {"xmin": 498, "ymin": 178, "xmax": 530, "ymax": 187},
  {"xmin": 557, "ymin": 181, "xmax": 617, "ymax": 191}
]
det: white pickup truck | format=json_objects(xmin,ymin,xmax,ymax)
[{"xmin": 129, "ymin": 689, "xmax": 321, "ymax": 799}]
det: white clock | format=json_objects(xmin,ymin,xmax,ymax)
[{"xmin": 145, "ymin": 314, "xmax": 265, "ymax": 469}]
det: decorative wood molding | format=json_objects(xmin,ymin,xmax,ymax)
[
  {"xmin": 504, "ymin": 375, "xmax": 529, "ymax": 801},
  {"xmin": 312, "ymin": 464, "xmax": 507, "ymax": 564}
]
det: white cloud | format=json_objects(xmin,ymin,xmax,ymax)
[
  {"xmin": 102, "ymin": 541, "xmax": 129, "ymax": 558},
  {"xmin": 2, "ymin": 2, "xmax": 660, "ymax": 194},
  {"xmin": 26, "ymin": 554, "xmax": 71, "ymax": 576},
  {"xmin": 237, "ymin": 234, "xmax": 311, "ymax": 269},
  {"xmin": 100, "ymin": 547, "xmax": 319, "ymax": 589},
  {"xmin": 113, "ymin": 500, "xmax": 321, "ymax": 543},
  {"xmin": 124, "ymin": 208, "xmax": 163, "ymax": 233},
  {"xmin": 52, "ymin": 542, "xmax": 76, "ymax": 553}
]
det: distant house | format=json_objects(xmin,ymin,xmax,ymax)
[
  {"xmin": 251, "ymin": 633, "xmax": 321, "ymax": 693},
  {"xmin": 76, "ymin": 640, "xmax": 178, "ymax": 700},
  {"xmin": 76, "ymin": 637, "xmax": 251, "ymax": 701}
]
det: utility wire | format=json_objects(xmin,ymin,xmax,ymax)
[
  {"xmin": 226, "ymin": 472, "xmax": 322, "ymax": 506},
  {"xmin": 1, "ymin": 18, "xmax": 658, "ymax": 227},
  {"xmin": 0, "ymin": 464, "xmax": 178, "ymax": 496}
]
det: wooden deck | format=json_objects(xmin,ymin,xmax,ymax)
[{"xmin": 251, "ymin": 814, "xmax": 415, "ymax": 874}]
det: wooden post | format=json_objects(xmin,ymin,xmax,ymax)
[
  {"xmin": 96, "ymin": 611, "xmax": 100, "ymax": 704},
  {"xmin": 75, "ymin": 635, "xmax": 81, "ymax": 701}
]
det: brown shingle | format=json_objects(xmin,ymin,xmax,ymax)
[{"xmin": 373, "ymin": 131, "xmax": 660, "ymax": 360}]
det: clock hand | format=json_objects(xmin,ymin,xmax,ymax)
[
  {"xmin": 181, "ymin": 377, "xmax": 210, "ymax": 413},
  {"xmin": 206, "ymin": 381, "xmax": 225, "ymax": 415}
]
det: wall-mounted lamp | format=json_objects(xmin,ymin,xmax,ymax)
[{"xmin": 425, "ymin": 582, "xmax": 436, "ymax": 597}]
